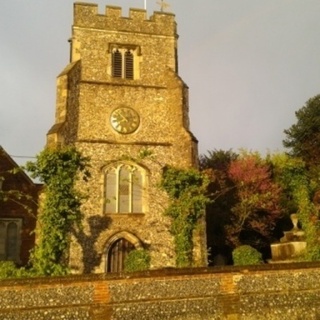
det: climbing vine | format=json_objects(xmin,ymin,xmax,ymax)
[
  {"xmin": 161, "ymin": 166, "xmax": 210, "ymax": 267},
  {"xmin": 25, "ymin": 146, "xmax": 90, "ymax": 275}
]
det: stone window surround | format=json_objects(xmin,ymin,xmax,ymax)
[
  {"xmin": 108, "ymin": 43, "xmax": 142, "ymax": 80},
  {"xmin": 102, "ymin": 161, "xmax": 149, "ymax": 214}
]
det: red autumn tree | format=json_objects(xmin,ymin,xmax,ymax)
[{"xmin": 226, "ymin": 153, "xmax": 283, "ymax": 248}]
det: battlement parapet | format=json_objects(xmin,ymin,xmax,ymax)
[{"xmin": 74, "ymin": 2, "xmax": 177, "ymax": 36}]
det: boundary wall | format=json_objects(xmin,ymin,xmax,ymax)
[{"xmin": 1, "ymin": 263, "xmax": 320, "ymax": 319}]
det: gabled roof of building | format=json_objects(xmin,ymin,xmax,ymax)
[{"xmin": 0, "ymin": 145, "xmax": 40, "ymax": 187}]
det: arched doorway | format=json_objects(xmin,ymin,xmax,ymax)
[
  {"xmin": 105, "ymin": 232, "xmax": 142, "ymax": 273},
  {"xmin": 107, "ymin": 238, "xmax": 135, "ymax": 272}
]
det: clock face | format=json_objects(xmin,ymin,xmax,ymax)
[{"xmin": 110, "ymin": 107, "xmax": 140, "ymax": 134}]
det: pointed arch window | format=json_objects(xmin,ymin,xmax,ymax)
[
  {"xmin": 104, "ymin": 163, "xmax": 146, "ymax": 214},
  {"xmin": 0, "ymin": 219, "xmax": 21, "ymax": 262}
]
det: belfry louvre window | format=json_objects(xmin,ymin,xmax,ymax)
[
  {"xmin": 104, "ymin": 163, "xmax": 145, "ymax": 214},
  {"xmin": 0, "ymin": 219, "xmax": 21, "ymax": 262},
  {"xmin": 112, "ymin": 48, "xmax": 134, "ymax": 79}
]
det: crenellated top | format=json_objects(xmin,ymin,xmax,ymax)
[{"xmin": 73, "ymin": 2, "xmax": 177, "ymax": 36}]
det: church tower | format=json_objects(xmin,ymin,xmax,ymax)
[{"xmin": 47, "ymin": 3, "xmax": 206, "ymax": 273}]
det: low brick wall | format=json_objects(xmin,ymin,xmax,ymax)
[{"xmin": 1, "ymin": 263, "xmax": 320, "ymax": 319}]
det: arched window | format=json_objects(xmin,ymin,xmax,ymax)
[
  {"xmin": 0, "ymin": 219, "xmax": 21, "ymax": 262},
  {"xmin": 106, "ymin": 238, "xmax": 135, "ymax": 273},
  {"xmin": 104, "ymin": 163, "xmax": 145, "ymax": 214}
]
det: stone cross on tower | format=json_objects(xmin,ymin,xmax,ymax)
[{"xmin": 157, "ymin": 0, "xmax": 170, "ymax": 12}]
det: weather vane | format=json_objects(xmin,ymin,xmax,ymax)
[{"xmin": 156, "ymin": 0, "xmax": 170, "ymax": 12}]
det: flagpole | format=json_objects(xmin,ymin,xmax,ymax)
[{"xmin": 144, "ymin": 0, "xmax": 147, "ymax": 10}]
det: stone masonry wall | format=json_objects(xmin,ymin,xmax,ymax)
[
  {"xmin": 1, "ymin": 263, "xmax": 320, "ymax": 319},
  {"xmin": 73, "ymin": 4, "xmax": 176, "ymax": 36},
  {"xmin": 46, "ymin": 2, "xmax": 206, "ymax": 273}
]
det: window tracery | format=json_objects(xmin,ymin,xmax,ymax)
[{"xmin": 104, "ymin": 163, "xmax": 146, "ymax": 214}]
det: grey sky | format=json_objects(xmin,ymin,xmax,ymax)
[{"xmin": 1, "ymin": 1, "xmax": 320, "ymax": 164}]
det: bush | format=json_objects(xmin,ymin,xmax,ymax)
[
  {"xmin": 124, "ymin": 249, "xmax": 150, "ymax": 272},
  {"xmin": 0, "ymin": 261, "xmax": 36, "ymax": 279},
  {"xmin": 0, "ymin": 261, "xmax": 18, "ymax": 279},
  {"xmin": 0, "ymin": 261, "xmax": 31, "ymax": 279},
  {"xmin": 232, "ymin": 245, "xmax": 263, "ymax": 266}
]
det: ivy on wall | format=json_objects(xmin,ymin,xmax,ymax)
[
  {"xmin": 161, "ymin": 166, "xmax": 210, "ymax": 267},
  {"xmin": 25, "ymin": 146, "xmax": 90, "ymax": 275}
]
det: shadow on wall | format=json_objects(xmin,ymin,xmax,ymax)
[{"xmin": 73, "ymin": 215, "xmax": 112, "ymax": 273}]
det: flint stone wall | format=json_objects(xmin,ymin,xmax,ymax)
[
  {"xmin": 1, "ymin": 263, "xmax": 320, "ymax": 319},
  {"xmin": 47, "ymin": 2, "xmax": 205, "ymax": 273}
]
